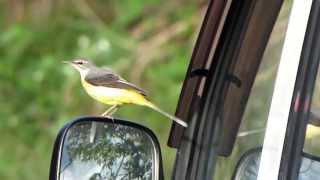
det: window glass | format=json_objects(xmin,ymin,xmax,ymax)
[{"xmin": 213, "ymin": 2, "xmax": 291, "ymax": 180}]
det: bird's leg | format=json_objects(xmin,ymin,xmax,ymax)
[
  {"xmin": 107, "ymin": 106, "xmax": 118, "ymax": 116},
  {"xmin": 101, "ymin": 105, "xmax": 117, "ymax": 117},
  {"xmin": 107, "ymin": 106, "xmax": 118, "ymax": 123},
  {"xmin": 101, "ymin": 105, "xmax": 119, "ymax": 122}
]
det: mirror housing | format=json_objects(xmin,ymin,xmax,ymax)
[
  {"xmin": 232, "ymin": 147, "xmax": 320, "ymax": 180},
  {"xmin": 49, "ymin": 117, "xmax": 164, "ymax": 180}
]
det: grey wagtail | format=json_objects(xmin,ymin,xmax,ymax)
[{"xmin": 64, "ymin": 59, "xmax": 188, "ymax": 127}]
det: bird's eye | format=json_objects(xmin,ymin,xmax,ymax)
[{"xmin": 75, "ymin": 60, "xmax": 83, "ymax": 65}]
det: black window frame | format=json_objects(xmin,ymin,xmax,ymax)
[{"xmin": 170, "ymin": 0, "xmax": 284, "ymax": 179}]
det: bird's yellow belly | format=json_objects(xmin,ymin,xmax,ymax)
[{"xmin": 82, "ymin": 80, "xmax": 147, "ymax": 106}]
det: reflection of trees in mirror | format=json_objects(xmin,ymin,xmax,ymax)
[{"xmin": 61, "ymin": 122, "xmax": 154, "ymax": 180}]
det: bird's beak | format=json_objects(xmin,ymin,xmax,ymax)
[
  {"xmin": 62, "ymin": 61, "xmax": 71, "ymax": 65},
  {"xmin": 63, "ymin": 61, "xmax": 78, "ymax": 70},
  {"xmin": 63, "ymin": 60, "xmax": 81, "ymax": 72}
]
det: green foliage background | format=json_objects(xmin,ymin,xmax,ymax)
[
  {"xmin": 1, "ymin": 1, "xmax": 306, "ymax": 180},
  {"xmin": 0, "ymin": 1, "xmax": 204, "ymax": 179}
]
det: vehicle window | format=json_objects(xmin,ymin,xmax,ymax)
[{"xmin": 213, "ymin": 3, "xmax": 291, "ymax": 180}]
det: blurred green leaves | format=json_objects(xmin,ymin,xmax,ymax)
[{"xmin": 0, "ymin": 0, "xmax": 202, "ymax": 179}]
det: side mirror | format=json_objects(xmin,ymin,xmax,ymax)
[
  {"xmin": 232, "ymin": 147, "xmax": 320, "ymax": 180},
  {"xmin": 49, "ymin": 117, "xmax": 164, "ymax": 180},
  {"xmin": 232, "ymin": 148, "xmax": 261, "ymax": 180}
]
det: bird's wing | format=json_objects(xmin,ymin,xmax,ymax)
[{"xmin": 85, "ymin": 69, "xmax": 147, "ymax": 96}]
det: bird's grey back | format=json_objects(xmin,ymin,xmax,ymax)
[{"xmin": 85, "ymin": 67, "xmax": 147, "ymax": 96}]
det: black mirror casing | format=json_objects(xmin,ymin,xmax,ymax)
[
  {"xmin": 49, "ymin": 116, "xmax": 164, "ymax": 180},
  {"xmin": 232, "ymin": 147, "xmax": 320, "ymax": 180}
]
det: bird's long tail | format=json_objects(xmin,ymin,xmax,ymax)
[{"xmin": 143, "ymin": 101, "xmax": 188, "ymax": 127}]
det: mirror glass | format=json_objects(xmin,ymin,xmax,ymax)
[
  {"xmin": 59, "ymin": 121, "xmax": 155, "ymax": 180},
  {"xmin": 233, "ymin": 149, "xmax": 320, "ymax": 180}
]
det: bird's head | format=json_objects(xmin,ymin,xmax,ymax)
[{"xmin": 64, "ymin": 59, "xmax": 96, "ymax": 76}]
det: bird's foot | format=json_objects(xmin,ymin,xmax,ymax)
[{"xmin": 101, "ymin": 114, "xmax": 115, "ymax": 123}]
